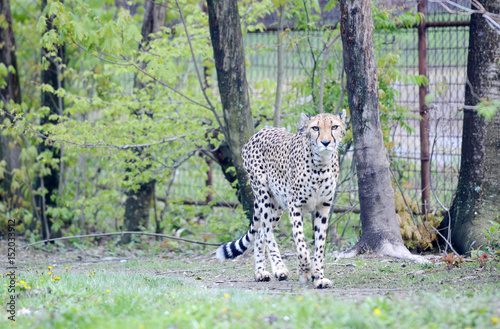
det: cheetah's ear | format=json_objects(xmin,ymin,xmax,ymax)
[
  {"xmin": 299, "ymin": 113, "xmax": 312, "ymax": 127},
  {"xmin": 338, "ymin": 109, "xmax": 347, "ymax": 124}
]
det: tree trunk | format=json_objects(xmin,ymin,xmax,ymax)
[
  {"xmin": 0, "ymin": 0, "xmax": 22, "ymax": 200},
  {"xmin": 443, "ymin": 0, "xmax": 500, "ymax": 254},
  {"xmin": 35, "ymin": 0, "xmax": 65, "ymax": 240},
  {"xmin": 339, "ymin": 0, "xmax": 423, "ymax": 262},
  {"xmin": 206, "ymin": 0, "xmax": 255, "ymax": 223},
  {"xmin": 120, "ymin": 0, "xmax": 166, "ymax": 244}
]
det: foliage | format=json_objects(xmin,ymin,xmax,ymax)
[
  {"xmin": 1, "ymin": 0, "xmax": 251, "ymax": 241},
  {"xmin": 481, "ymin": 220, "xmax": 500, "ymax": 255},
  {"xmin": 476, "ymin": 100, "xmax": 500, "ymax": 121}
]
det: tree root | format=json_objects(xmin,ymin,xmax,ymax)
[{"xmin": 339, "ymin": 239, "xmax": 428, "ymax": 264}]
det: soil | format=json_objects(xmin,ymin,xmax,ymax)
[{"xmin": 3, "ymin": 240, "xmax": 499, "ymax": 302}]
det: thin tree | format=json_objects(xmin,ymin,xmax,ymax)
[
  {"xmin": 339, "ymin": 0, "xmax": 424, "ymax": 262},
  {"xmin": 0, "ymin": 0, "xmax": 22, "ymax": 200},
  {"xmin": 442, "ymin": 0, "xmax": 500, "ymax": 254},
  {"xmin": 206, "ymin": 0, "xmax": 255, "ymax": 222},
  {"xmin": 121, "ymin": 0, "xmax": 167, "ymax": 244},
  {"xmin": 35, "ymin": 0, "xmax": 65, "ymax": 240}
]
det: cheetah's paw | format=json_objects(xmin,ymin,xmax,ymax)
[
  {"xmin": 313, "ymin": 278, "xmax": 332, "ymax": 289},
  {"xmin": 274, "ymin": 267, "xmax": 289, "ymax": 281},
  {"xmin": 255, "ymin": 271, "xmax": 271, "ymax": 282}
]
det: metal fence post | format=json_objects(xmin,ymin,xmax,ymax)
[{"xmin": 418, "ymin": 0, "xmax": 430, "ymax": 215}]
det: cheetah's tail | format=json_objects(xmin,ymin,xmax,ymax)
[{"xmin": 215, "ymin": 228, "xmax": 256, "ymax": 261}]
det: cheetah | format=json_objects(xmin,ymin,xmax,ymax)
[{"xmin": 216, "ymin": 111, "xmax": 346, "ymax": 289}]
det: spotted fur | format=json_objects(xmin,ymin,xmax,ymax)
[{"xmin": 216, "ymin": 111, "xmax": 346, "ymax": 289}]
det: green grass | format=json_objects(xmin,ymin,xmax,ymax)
[{"xmin": 2, "ymin": 250, "xmax": 499, "ymax": 329}]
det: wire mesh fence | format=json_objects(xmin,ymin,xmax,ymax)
[{"xmin": 169, "ymin": 4, "xmax": 470, "ymax": 216}]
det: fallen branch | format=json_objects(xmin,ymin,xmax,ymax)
[{"xmin": 13, "ymin": 231, "xmax": 220, "ymax": 252}]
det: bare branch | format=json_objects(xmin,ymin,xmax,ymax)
[
  {"xmin": 174, "ymin": 0, "xmax": 219, "ymax": 122},
  {"xmin": 70, "ymin": 40, "xmax": 213, "ymax": 111},
  {"xmin": 429, "ymin": 0, "xmax": 500, "ymax": 32},
  {"xmin": 124, "ymin": 57, "xmax": 213, "ymax": 111},
  {"xmin": 9, "ymin": 231, "xmax": 220, "ymax": 255}
]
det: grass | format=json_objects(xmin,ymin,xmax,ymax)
[{"xmin": 1, "ymin": 245, "xmax": 499, "ymax": 329}]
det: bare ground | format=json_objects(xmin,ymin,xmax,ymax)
[{"xmin": 3, "ymin": 240, "xmax": 499, "ymax": 303}]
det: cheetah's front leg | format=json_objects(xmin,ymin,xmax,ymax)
[
  {"xmin": 312, "ymin": 206, "xmax": 332, "ymax": 289},
  {"xmin": 289, "ymin": 205, "xmax": 311, "ymax": 284}
]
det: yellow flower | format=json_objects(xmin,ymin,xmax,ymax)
[
  {"xmin": 264, "ymin": 297, "xmax": 270, "ymax": 302},
  {"xmin": 140, "ymin": 325, "xmax": 145, "ymax": 329},
  {"xmin": 48, "ymin": 266, "xmax": 52, "ymax": 270},
  {"xmin": 315, "ymin": 304, "xmax": 320, "ymax": 309},
  {"xmin": 224, "ymin": 293, "xmax": 230, "ymax": 299},
  {"xmin": 88, "ymin": 273, "xmax": 91, "ymax": 277},
  {"xmin": 48, "ymin": 272, "xmax": 52, "ymax": 276},
  {"xmin": 222, "ymin": 307, "xmax": 228, "ymax": 312},
  {"xmin": 106, "ymin": 290, "xmax": 110, "ymax": 293},
  {"xmin": 27, "ymin": 269, "xmax": 29, "ymax": 271},
  {"xmin": 493, "ymin": 317, "xmax": 499, "ymax": 324},
  {"xmin": 374, "ymin": 308, "xmax": 381, "ymax": 315},
  {"xmin": 40, "ymin": 279, "xmax": 44, "ymax": 282},
  {"xmin": 138, "ymin": 282, "xmax": 141, "ymax": 285},
  {"xmin": 65, "ymin": 267, "xmax": 69, "ymax": 270},
  {"xmin": 297, "ymin": 297, "xmax": 303, "ymax": 301},
  {"xmin": 51, "ymin": 279, "xmax": 55, "ymax": 282},
  {"xmin": 19, "ymin": 280, "xmax": 25, "ymax": 284}
]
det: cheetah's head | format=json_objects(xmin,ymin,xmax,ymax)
[{"xmin": 300, "ymin": 110, "xmax": 346, "ymax": 154}]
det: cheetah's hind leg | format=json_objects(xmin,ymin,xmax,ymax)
[
  {"xmin": 254, "ymin": 225, "xmax": 271, "ymax": 281},
  {"xmin": 266, "ymin": 203, "xmax": 289, "ymax": 281}
]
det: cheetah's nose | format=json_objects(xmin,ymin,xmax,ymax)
[{"xmin": 321, "ymin": 140, "xmax": 331, "ymax": 147}]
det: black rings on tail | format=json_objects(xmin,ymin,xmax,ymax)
[{"xmin": 216, "ymin": 229, "xmax": 256, "ymax": 260}]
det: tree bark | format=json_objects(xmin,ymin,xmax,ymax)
[
  {"xmin": 443, "ymin": 0, "xmax": 500, "ymax": 254},
  {"xmin": 339, "ymin": 0, "xmax": 423, "ymax": 262},
  {"xmin": 121, "ymin": 0, "xmax": 167, "ymax": 244},
  {"xmin": 34, "ymin": 0, "xmax": 65, "ymax": 240},
  {"xmin": 206, "ymin": 0, "xmax": 255, "ymax": 223},
  {"xmin": 0, "ymin": 0, "xmax": 22, "ymax": 199}
]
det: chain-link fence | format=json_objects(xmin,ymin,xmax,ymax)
[{"xmin": 169, "ymin": 2, "xmax": 470, "ymax": 217}]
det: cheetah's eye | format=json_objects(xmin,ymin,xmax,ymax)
[
  {"xmin": 312, "ymin": 126, "xmax": 319, "ymax": 131},
  {"xmin": 331, "ymin": 125, "xmax": 339, "ymax": 131}
]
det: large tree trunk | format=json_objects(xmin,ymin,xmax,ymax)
[
  {"xmin": 206, "ymin": 0, "xmax": 255, "ymax": 223},
  {"xmin": 0, "ymin": 0, "xmax": 22, "ymax": 200},
  {"xmin": 34, "ymin": 0, "xmax": 65, "ymax": 240},
  {"xmin": 121, "ymin": 0, "xmax": 166, "ymax": 244},
  {"xmin": 443, "ymin": 0, "xmax": 500, "ymax": 254},
  {"xmin": 339, "ymin": 0, "xmax": 423, "ymax": 262}
]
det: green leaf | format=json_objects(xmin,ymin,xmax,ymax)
[{"xmin": 37, "ymin": 16, "xmax": 47, "ymax": 33}]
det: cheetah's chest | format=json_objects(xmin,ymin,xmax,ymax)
[{"xmin": 267, "ymin": 158, "xmax": 337, "ymax": 211}]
